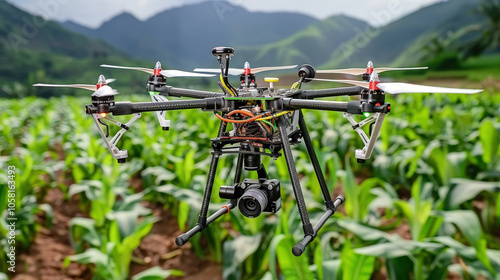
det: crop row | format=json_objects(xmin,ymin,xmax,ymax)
[{"xmin": 0, "ymin": 92, "xmax": 499, "ymax": 279}]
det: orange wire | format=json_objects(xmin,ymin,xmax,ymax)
[
  {"xmin": 228, "ymin": 110, "xmax": 271, "ymax": 133},
  {"xmin": 216, "ymin": 110, "xmax": 272, "ymax": 133},
  {"xmin": 215, "ymin": 112, "xmax": 269, "ymax": 124},
  {"xmin": 227, "ymin": 110, "xmax": 254, "ymax": 117}
]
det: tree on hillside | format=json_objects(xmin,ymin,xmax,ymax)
[{"xmin": 463, "ymin": 0, "xmax": 500, "ymax": 58}]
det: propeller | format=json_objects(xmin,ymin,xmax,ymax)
[
  {"xmin": 34, "ymin": 75, "xmax": 119, "ymax": 96},
  {"xmin": 309, "ymin": 72, "xmax": 482, "ymax": 95},
  {"xmin": 317, "ymin": 61, "xmax": 428, "ymax": 76},
  {"xmin": 101, "ymin": 61, "xmax": 214, "ymax": 78},
  {"xmin": 194, "ymin": 62, "xmax": 297, "ymax": 76}
]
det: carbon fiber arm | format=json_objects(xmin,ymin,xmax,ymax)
[
  {"xmin": 283, "ymin": 98, "xmax": 351, "ymax": 112},
  {"xmin": 85, "ymin": 98, "xmax": 225, "ymax": 116},
  {"xmin": 159, "ymin": 86, "xmax": 225, "ymax": 98},
  {"xmin": 299, "ymin": 86, "xmax": 362, "ymax": 99}
]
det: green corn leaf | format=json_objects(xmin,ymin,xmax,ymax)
[
  {"xmin": 154, "ymin": 184, "xmax": 220, "ymax": 211},
  {"xmin": 69, "ymin": 217, "xmax": 101, "ymax": 252},
  {"xmin": 115, "ymin": 191, "xmax": 150, "ymax": 212},
  {"xmin": 69, "ymin": 181, "xmax": 102, "ymax": 201},
  {"xmin": 276, "ymin": 236, "xmax": 314, "ymax": 280},
  {"xmin": 177, "ymin": 201, "xmax": 190, "ymax": 231},
  {"xmin": 131, "ymin": 267, "xmax": 184, "ymax": 280},
  {"xmin": 259, "ymin": 272, "xmax": 274, "ymax": 280},
  {"xmin": 354, "ymin": 240, "xmax": 444, "ymax": 259},
  {"xmin": 269, "ymin": 234, "xmax": 287, "ymax": 280},
  {"xmin": 439, "ymin": 210, "xmax": 494, "ymax": 274},
  {"xmin": 336, "ymin": 219, "xmax": 394, "ymax": 242},
  {"xmin": 386, "ymin": 257, "xmax": 413, "ymax": 280},
  {"xmin": 64, "ymin": 248, "xmax": 116, "ymax": 279},
  {"xmin": 418, "ymin": 215, "xmax": 443, "ymax": 241},
  {"xmin": 314, "ymin": 242, "xmax": 324, "ymax": 280},
  {"xmin": 38, "ymin": 203, "xmax": 53, "ymax": 228},
  {"xmin": 322, "ymin": 260, "xmax": 341, "ymax": 280},
  {"xmin": 64, "ymin": 248, "xmax": 108, "ymax": 267},
  {"xmin": 338, "ymin": 157, "xmax": 358, "ymax": 220},
  {"xmin": 479, "ymin": 119, "xmax": 499, "ymax": 166},
  {"xmin": 223, "ymin": 234, "xmax": 262, "ymax": 280},
  {"xmin": 443, "ymin": 179, "xmax": 500, "ymax": 209},
  {"xmin": 341, "ymin": 239, "xmax": 375, "ymax": 280}
]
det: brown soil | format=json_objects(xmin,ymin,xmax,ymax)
[
  {"xmin": 130, "ymin": 203, "xmax": 222, "ymax": 280},
  {"xmin": 11, "ymin": 187, "xmax": 91, "ymax": 280},
  {"xmin": 10, "ymin": 187, "xmax": 222, "ymax": 280}
]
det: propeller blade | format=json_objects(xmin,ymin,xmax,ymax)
[
  {"xmin": 101, "ymin": 64, "xmax": 154, "ymax": 75},
  {"xmin": 193, "ymin": 68, "xmax": 243, "ymax": 76},
  {"xmin": 251, "ymin": 65, "xmax": 298, "ymax": 74},
  {"xmin": 106, "ymin": 79, "xmax": 116, "ymax": 84},
  {"xmin": 91, "ymin": 85, "xmax": 119, "ymax": 97},
  {"xmin": 33, "ymin": 83, "xmax": 96, "ymax": 91},
  {"xmin": 309, "ymin": 79, "xmax": 482, "ymax": 94},
  {"xmin": 308, "ymin": 78, "xmax": 369, "ymax": 88},
  {"xmin": 193, "ymin": 68, "xmax": 221, "ymax": 74},
  {"xmin": 316, "ymin": 68, "xmax": 369, "ymax": 75},
  {"xmin": 317, "ymin": 67, "xmax": 428, "ymax": 75},
  {"xmin": 376, "ymin": 67, "xmax": 428, "ymax": 73},
  {"xmin": 194, "ymin": 65, "xmax": 297, "ymax": 75},
  {"xmin": 160, "ymin": 70, "xmax": 215, "ymax": 78},
  {"xmin": 377, "ymin": 83, "xmax": 482, "ymax": 94}
]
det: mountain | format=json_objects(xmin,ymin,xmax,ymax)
[
  {"xmin": 322, "ymin": 0, "xmax": 486, "ymax": 68},
  {"xmin": 231, "ymin": 15, "xmax": 369, "ymax": 68},
  {"xmin": 0, "ymin": 0, "xmax": 116, "ymax": 59},
  {"xmin": 62, "ymin": 2, "xmax": 319, "ymax": 67},
  {"xmin": 0, "ymin": 1, "xmax": 168, "ymax": 98}
]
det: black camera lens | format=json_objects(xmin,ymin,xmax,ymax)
[
  {"xmin": 238, "ymin": 188, "xmax": 268, "ymax": 218},
  {"xmin": 244, "ymin": 154, "xmax": 261, "ymax": 171}
]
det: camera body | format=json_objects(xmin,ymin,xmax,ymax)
[{"xmin": 219, "ymin": 178, "xmax": 281, "ymax": 218}]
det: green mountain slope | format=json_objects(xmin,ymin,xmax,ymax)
[
  {"xmin": 62, "ymin": 2, "xmax": 319, "ymax": 68},
  {"xmin": 0, "ymin": 1, "xmax": 203, "ymax": 97},
  {"xmin": 0, "ymin": 0, "xmax": 115, "ymax": 58},
  {"xmin": 231, "ymin": 15, "xmax": 369, "ymax": 68},
  {"xmin": 322, "ymin": 0, "xmax": 485, "ymax": 68}
]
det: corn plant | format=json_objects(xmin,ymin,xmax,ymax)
[{"xmin": 66, "ymin": 188, "xmax": 160, "ymax": 280}]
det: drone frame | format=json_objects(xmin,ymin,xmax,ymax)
[
  {"xmin": 37, "ymin": 45, "xmax": 481, "ymax": 256},
  {"xmin": 84, "ymin": 74, "xmax": 390, "ymax": 256},
  {"xmin": 68, "ymin": 46, "xmax": 430, "ymax": 257}
]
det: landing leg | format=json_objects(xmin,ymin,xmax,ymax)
[
  {"xmin": 277, "ymin": 115, "xmax": 345, "ymax": 256},
  {"xmin": 175, "ymin": 121, "xmax": 233, "ymax": 246},
  {"xmin": 298, "ymin": 110, "xmax": 335, "ymax": 209}
]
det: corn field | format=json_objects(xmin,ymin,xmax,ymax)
[{"xmin": 1, "ymin": 91, "xmax": 500, "ymax": 280}]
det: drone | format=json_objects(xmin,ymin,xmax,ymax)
[{"xmin": 34, "ymin": 47, "xmax": 482, "ymax": 257}]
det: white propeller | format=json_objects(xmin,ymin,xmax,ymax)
[
  {"xmin": 193, "ymin": 68, "xmax": 245, "ymax": 76},
  {"xmin": 317, "ymin": 67, "xmax": 428, "ymax": 76},
  {"xmin": 33, "ymin": 83, "xmax": 99, "ymax": 91},
  {"xmin": 34, "ymin": 75, "xmax": 119, "ymax": 97},
  {"xmin": 193, "ymin": 65, "xmax": 298, "ymax": 76},
  {"xmin": 33, "ymin": 78, "xmax": 115, "ymax": 91},
  {"xmin": 101, "ymin": 64, "xmax": 154, "ymax": 75},
  {"xmin": 101, "ymin": 62, "xmax": 214, "ymax": 78},
  {"xmin": 317, "ymin": 61, "xmax": 428, "ymax": 76},
  {"xmin": 160, "ymin": 69, "xmax": 214, "ymax": 78},
  {"xmin": 309, "ymin": 78, "xmax": 482, "ymax": 95}
]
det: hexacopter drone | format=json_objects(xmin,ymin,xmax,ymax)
[{"xmin": 34, "ymin": 47, "xmax": 481, "ymax": 256}]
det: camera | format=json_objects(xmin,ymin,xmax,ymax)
[{"xmin": 219, "ymin": 178, "xmax": 281, "ymax": 218}]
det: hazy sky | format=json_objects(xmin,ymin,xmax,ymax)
[{"xmin": 7, "ymin": 0, "xmax": 444, "ymax": 28}]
